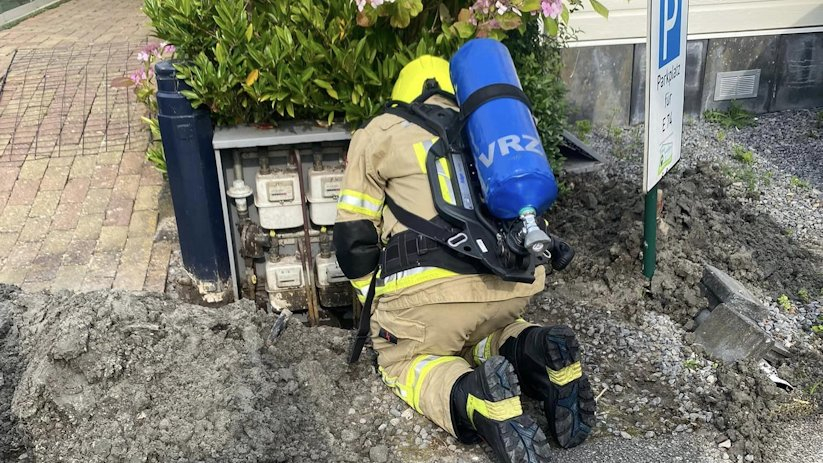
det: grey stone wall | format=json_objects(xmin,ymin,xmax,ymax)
[{"xmin": 562, "ymin": 32, "xmax": 823, "ymax": 126}]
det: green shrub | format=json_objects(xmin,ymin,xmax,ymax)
[
  {"xmin": 732, "ymin": 144, "xmax": 754, "ymax": 165},
  {"xmin": 143, "ymin": 0, "xmax": 604, "ymax": 131},
  {"xmin": 704, "ymin": 100, "xmax": 756, "ymax": 129}
]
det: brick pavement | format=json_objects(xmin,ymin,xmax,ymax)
[{"xmin": 0, "ymin": 0, "xmax": 173, "ymax": 293}]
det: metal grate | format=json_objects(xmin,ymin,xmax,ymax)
[
  {"xmin": 0, "ymin": 42, "xmax": 148, "ymax": 165},
  {"xmin": 714, "ymin": 69, "xmax": 761, "ymax": 101}
]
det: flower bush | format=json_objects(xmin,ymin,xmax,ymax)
[
  {"xmin": 116, "ymin": 42, "xmax": 176, "ymax": 174},
  {"xmin": 143, "ymin": 0, "xmax": 606, "ymax": 169}
]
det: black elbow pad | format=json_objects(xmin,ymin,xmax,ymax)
[{"xmin": 333, "ymin": 220, "xmax": 381, "ymax": 279}]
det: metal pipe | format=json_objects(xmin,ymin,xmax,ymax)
[
  {"xmin": 312, "ymin": 150, "xmax": 324, "ymax": 171},
  {"xmin": 293, "ymin": 148, "xmax": 321, "ymax": 326},
  {"xmin": 233, "ymin": 151, "xmax": 243, "ymax": 181},
  {"xmin": 259, "ymin": 147, "xmax": 271, "ymax": 175}
]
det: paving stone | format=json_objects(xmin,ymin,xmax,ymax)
[
  {"xmin": 41, "ymin": 231, "xmax": 73, "ymax": 255},
  {"xmin": 112, "ymin": 174, "xmax": 140, "ymax": 200},
  {"xmin": 140, "ymin": 165, "xmax": 165, "ymax": 186},
  {"xmin": 695, "ymin": 302, "xmax": 774, "ymax": 363},
  {"xmin": 52, "ymin": 265, "xmax": 89, "ymax": 291},
  {"xmin": 3, "ymin": 240, "xmax": 41, "ymax": 269},
  {"xmin": 61, "ymin": 177, "xmax": 92, "ymax": 204},
  {"xmin": 134, "ymin": 185, "xmax": 162, "ymax": 211},
  {"xmin": 24, "ymin": 253, "xmax": 62, "ymax": 282},
  {"xmin": 46, "ymin": 157, "xmax": 74, "ymax": 167},
  {"xmin": 113, "ymin": 236, "xmax": 153, "ymax": 291},
  {"xmin": 0, "ymin": 267, "xmax": 27, "ymax": 285},
  {"xmin": 72, "ymin": 213, "xmax": 104, "ymax": 241},
  {"xmin": 62, "ymin": 239, "xmax": 97, "ymax": 266},
  {"xmin": 97, "ymin": 225, "xmax": 129, "ymax": 251},
  {"xmin": 0, "ymin": 205, "xmax": 31, "ymax": 233},
  {"xmin": 0, "ymin": 191, "xmax": 8, "ymax": 215},
  {"xmin": 80, "ymin": 188, "xmax": 113, "ymax": 215},
  {"xmin": 17, "ymin": 159, "xmax": 49, "ymax": 180},
  {"xmin": 0, "ymin": 233, "xmax": 19, "ymax": 259},
  {"xmin": 7, "ymin": 179, "xmax": 41, "ymax": 206},
  {"xmin": 701, "ymin": 265, "xmax": 768, "ymax": 321},
  {"xmin": 51, "ymin": 202, "xmax": 83, "ymax": 230},
  {"xmin": 87, "ymin": 251, "xmax": 120, "ymax": 279},
  {"xmin": 69, "ymin": 157, "xmax": 96, "ymax": 178},
  {"xmin": 80, "ymin": 275, "xmax": 115, "ymax": 292},
  {"xmin": 128, "ymin": 210, "xmax": 158, "ymax": 237},
  {"xmin": 97, "ymin": 151, "xmax": 124, "ymax": 166},
  {"xmin": 39, "ymin": 164, "xmax": 71, "ymax": 190},
  {"xmin": 22, "ymin": 281, "xmax": 52, "ymax": 292},
  {"xmin": 29, "ymin": 190, "xmax": 62, "ymax": 218},
  {"xmin": 0, "ymin": 167, "xmax": 21, "ymax": 191},
  {"xmin": 92, "ymin": 164, "xmax": 119, "ymax": 189},
  {"xmin": 119, "ymin": 151, "xmax": 146, "ymax": 175},
  {"xmin": 144, "ymin": 241, "xmax": 172, "ymax": 292},
  {"xmin": 18, "ymin": 217, "xmax": 52, "ymax": 242},
  {"xmin": 103, "ymin": 198, "xmax": 134, "ymax": 227}
]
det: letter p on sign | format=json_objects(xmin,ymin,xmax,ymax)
[{"xmin": 659, "ymin": 0, "xmax": 681, "ymax": 67}]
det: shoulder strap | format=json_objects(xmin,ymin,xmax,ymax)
[
  {"xmin": 347, "ymin": 272, "xmax": 378, "ymax": 364},
  {"xmin": 459, "ymin": 83, "xmax": 532, "ymax": 121},
  {"xmin": 384, "ymin": 195, "xmax": 460, "ymax": 244}
]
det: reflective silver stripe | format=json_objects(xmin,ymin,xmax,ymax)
[
  {"xmin": 474, "ymin": 336, "xmax": 490, "ymax": 364},
  {"xmin": 410, "ymin": 355, "xmax": 438, "ymax": 390},
  {"xmin": 380, "ymin": 266, "xmax": 437, "ymax": 285},
  {"xmin": 422, "ymin": 139, "xmax": 434, "ymax": 152},
  {"xmin": 338, "ymin": 194, "xmax": 383, "ymax": 213}
]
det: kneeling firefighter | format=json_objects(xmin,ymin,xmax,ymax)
[{"xmin": 334, "ymin": 39, "xmax": 596, "ymax": 463}]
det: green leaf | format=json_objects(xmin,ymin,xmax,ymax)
[
  {"xmin": 589, "ymin": 0, "xmax": 609, "ymax": 18},
  {"xmin": 544, "ymin": 16, "xmax": 559, "ymax": 36},
  {"xmin": 313, "ymin": 79, "xmax": 332, "ymax": 90},
  {"xmin": 561, "ymin": 3, "xmax": 570, "ymax": 24},
  {"xmin": 520, "ymin": 0, "xmax": 541, "ymax": 12},
  {"xmin": 453, "ymin": 21, "xmax": 475, "ymax": 39},
  {"xmin": 245, "ymin": 23, "xmax": 254, "ymax": 42}
]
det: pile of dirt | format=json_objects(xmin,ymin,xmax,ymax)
[
  {"xmin": 0, "ymin": 155, "xmax": 820, "ymax": 463},
  {"xmin": 532, "ymin": 161, "xmax": 823, "ymax": 462}
]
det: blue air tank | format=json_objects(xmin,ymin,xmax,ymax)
[{"xmin": 450, "ymin": 38, "xmax": 558, "ymax": 220}]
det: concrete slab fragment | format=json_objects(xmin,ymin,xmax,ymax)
[
  {"xmin": 694, "ymin": 303, "xmax": 773, "ymax": 363},
  {"xmin": 701, "ymin": 265, "xmax": 768, "ymax": 321}
]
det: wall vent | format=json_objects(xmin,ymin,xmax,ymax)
[{"xmin": 714, "ymin": 69, "xmax": 760, "ymax": 101}]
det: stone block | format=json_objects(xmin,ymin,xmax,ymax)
[
  {"xmin": 702, "ymin": 36, "xmax": 779, "ymax": 114},
  {"xmin": 701, "ymin": 265, "xmax": 768, "ymax": 321},
  {"xmin": 694, "ymin": 303, "xmax": 773, "ymax": 363},
  {"xmin": 561, "ymin": 44, "xmax": 633, "ymax": 126},
  {"xmin": 631, "ymin": 40, "xmax": 707, "ymax": 125},
  {"xmin": 772, "ymin": 33, "xmax": 823, "ymax": 111}
]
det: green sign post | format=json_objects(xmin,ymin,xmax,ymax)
[{"xmin": 642, "ymin": 0, "xmax": 689, "ymax": 279}]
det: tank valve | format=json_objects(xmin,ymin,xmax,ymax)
[{"xmin": 520, "ymin": 208, "xmax": 551, "ymax": 255}]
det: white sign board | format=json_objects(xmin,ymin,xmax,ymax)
[{"xmin": 643, "ymin": 0, "xmax": 689, "ymax": 192}]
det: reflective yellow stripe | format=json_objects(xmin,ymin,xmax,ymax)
[
  {"xmin": 376, "ymin": 267, "xmax": 458, "ymax": 297},
  {"xmin": 466, "ymin": 395, "xmax": 523, "ymax": 428},
  {"xmin": 413, "ymin": 142, "xmax": 428, "ymax": 174},
  {"xmin": 411, "ymin": 356, "xmax": 459, "ymax": 413},
  {"xmin": 380, "ymin": 366, "xmax": 413, "ymax": 404},
  {"xmin": 547, "ymin": 361, "xmax": 582, "ymax": 386},
  {"xmin": 351, "ymin": 277, "xmax": 372, "ymax": 303},
  {"xmin": 435, "ymin": 157, "xmax": 455, "ymax": 205},
  {"xmin": 338, "ymin": 189, "xmax": 383, "ymax": 218}
]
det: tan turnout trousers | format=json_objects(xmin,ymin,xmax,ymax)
[{"xmin": 336, "ymin": 97, "xmax": 546, "ymax": 437}]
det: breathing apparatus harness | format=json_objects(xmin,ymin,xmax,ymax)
[{"xmin": 347, "ymin": 81, "xmax": 574, "ymax": 364}]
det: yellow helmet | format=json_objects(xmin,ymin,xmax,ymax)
[{"xmin": 391, "ymin": 55, "xmax": 455, "ymax": 104}]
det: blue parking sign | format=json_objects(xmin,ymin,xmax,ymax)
[{"xmin": 658, "ymin": 0, "xmax": 682, "ymax": 68}]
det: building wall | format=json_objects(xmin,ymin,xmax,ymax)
[{"xmin": 562, "ymin": 32, "xmax": 823, "ymax": 126}]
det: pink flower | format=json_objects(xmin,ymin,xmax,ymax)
[
  {"xmin": 163, "ymin": 44, "xmax": 176, "ymax": 55},
  {"xmin": 541, "ymin": 0, "xmax": 562, "ymax": 19},
  {"xmin": 129, "ymin": 69, "xmax": 147, "ymax": 85}
]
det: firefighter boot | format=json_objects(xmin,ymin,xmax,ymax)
[
  {"xmin": 499, "ymin": 325, "xmax": 596, "ymax": 448},
  {"xmin": 450, "ymin": 356, "xmax": 551, "ymax": 463}
]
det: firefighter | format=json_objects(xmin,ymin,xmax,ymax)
[{"xmin": 333, "ymin": 55, "xmax": 596, "ymax": 463}]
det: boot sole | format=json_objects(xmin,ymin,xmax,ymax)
[
  {"xmin": 482, "ymin": 356, "xmax": 552, "ymax": 463},
  {"xmin": 542, "ymin": 326, "xmax": 597, "ymax": 449}
]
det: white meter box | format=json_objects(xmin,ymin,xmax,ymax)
[
  {"xmin": 307, "ymin": 166, "xmax": 344, "ymax": 226},
  {"xmin": 643, "ymin": 0, "xmax": 689, "ymax": 192},
  {"xmin": 255, "ymin": 170, "xmax": 303, "ymax": 229}
]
